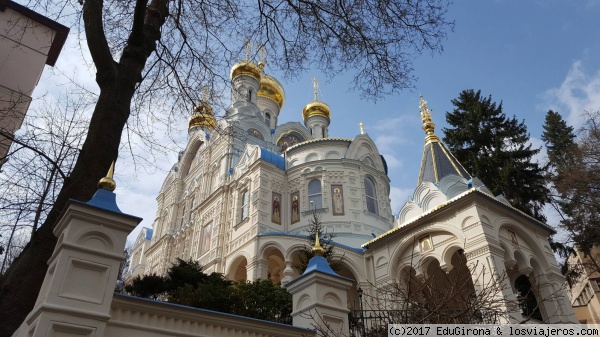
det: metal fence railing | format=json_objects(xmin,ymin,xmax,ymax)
[{"xmin": 349, "ymin": 309, "xmax": 502, "ymax": 337}]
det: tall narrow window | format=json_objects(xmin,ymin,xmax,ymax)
[
  {"xmin": 247, "ymin": 88, "xmax": 253, "ymax": 102},
  {"xmin": 308, "ymin": 179, "xmax": 322, "ymax": 209},
  {"xmin": 240, "ymin": 189, "xmax": 249, "ymax": 221},
  {"xmin": 188, "ymin": 196, "xmax": 195, "ymax": 222},
  {"xmin": 265, "ymin": 112, "xmax": 271, "ymax": 126},
  {"xmin": 180, "ymin": 204, "xmax": 187, "ymax": 229},
  {"xmin": 365, "ymin": 177, "xmax": 378, "ymax": 214}
]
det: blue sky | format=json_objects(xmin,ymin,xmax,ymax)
[
  {"xmin": 271, "ymin": 0, "xmax": 600, "ymax": 224},
  {"xmin": 33, "ymin": 0, "xmax": 600, "ymax": 243}
]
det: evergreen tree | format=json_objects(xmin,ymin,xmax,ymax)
[
  {"xmin": 125, "ymin": 258, "xmax": 292, "ymax": 323},
  {"xmin": 548, "ymin": 111, "xmax": 600, "ymax": 261},
  {"xmin": 541, "ymin": 110, "xmax": 578, "ymax": 276},
  {"xmin": 294, "ymin": 212, "xmax": 342, "ymax": 274},
  {"xmin": 443, "ymin": 89, "xmax": 549, "ymax": 221},
  {"xmin": 542, "ymin": 110, "xmax": 577, "ymax": 172}
]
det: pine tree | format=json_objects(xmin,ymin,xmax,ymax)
[
  {"xmin": 540, "ymin": 110, "xmax": 577, "ymax": 275},
  {"xmin": 443, "ymin": 89, "xmax": 549, "ymax": 221},
  {"xmin": 293, "ymin": 212, "xmax": 342, "ymax": 274},
  {"xmin": 547, "ymin": 111, "xmax": 600, "ymax": 260},
  {"xmin": 542, "ymin": 110, "xmax": 577, "ymax": 172}
]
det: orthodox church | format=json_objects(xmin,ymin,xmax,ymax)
[{"xmin": 127, "ymin": 58, "xmax": 576, "ymax": 323}]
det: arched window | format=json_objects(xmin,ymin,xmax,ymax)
[
  {"xmin": 365, "ymin": 177, "xmax": 378, "ymax": 214},
  {"xmin": 247, "ymin": 88, "xmax": 253, "ymax": 102},
  {"xmin": 308, "ymin": 179, "xmax": 322, "ymax": 209},
  {"xmin": 265, "ymin": 112, "xmax": 271, "ymax": 126},
  {"xmin": 515, "ymin": 275, "xmax": 543, "ymax": 320}
]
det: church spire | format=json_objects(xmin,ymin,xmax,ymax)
[
  {"xmin": 417, "ymin": 95, "xmax": 471, "ymax": 185},
  {"xmin": 302, "ymin": 77, "xmax": 331, "ymax": 139},
  {"xmin": 97, "ymin": 161, "xmax": 116, "ymax": 191}
]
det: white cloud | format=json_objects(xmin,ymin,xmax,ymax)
[
  {"xmin": 374, "ymin": 134, "xmax": 407, "ymax": 153},
  {"xmin": 372, "ymin": 116, "xmax": 410, "ymax": 131},
  {"xmin": 381, "ymin": 153, "xmax": 402, "ymax": 169},
  {"xmin": 544, "ymin": 60, "xmax": 600, "ymax": 128},
  {"xmin": 389, "ymin": 185, "xmax": 414, "ymax": 216},
  {"xmin": 529, "ymin": 136, "xmax": 547, "ymax": 166}
]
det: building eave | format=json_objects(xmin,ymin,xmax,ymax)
[
  {"xmin": 1, "ymin": 0, "xmax": 69, "ymax": 66},
  {"xmin": 362, "ymin": 189, "xmax": 555, "ymax": 249}
]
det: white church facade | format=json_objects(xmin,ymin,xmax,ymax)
[{"xmin": 126, "ymin": 58, "xmax": 577, "ymax": 324}]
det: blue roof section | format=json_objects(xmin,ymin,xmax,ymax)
[
  {"xmin": 285, "ymin": 255, "xmax": 354, "ymax": 288},
  {"xmin": 145, "ymin": 228, "xmax": 153, "ymax": 240},
  {"xmin": 70, "ymin": 188, "xmax": 143, "ymax": 221},
  {"xmin": 259, "ymin": 146, "xmax": 285, "ymax": 170},
  {"xmin": 84, "ymin": 188, "xmax": 123, "ymax": 213},
  {"xmin": 258, "ymin": 232, "xmax": 365, "ymax": 254}
]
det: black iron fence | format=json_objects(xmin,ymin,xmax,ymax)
[{"xmin": 349, "ymin": 309, "xmax": 502, "ymax": 337}]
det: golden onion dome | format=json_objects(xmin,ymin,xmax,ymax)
[
  {"xmin": 258, "ymin": 73, "xmax": 285, "ymax": 109},
  {"xmin": 188, "ymin": 102, "xmax": 216, "ymax": 130},
  {"xmin": 230, "ymin": 61, "xmax": 261, "ymax": 81},
  {"xmin": 302, "ymin": 100, "xmax": 331, "ymax": 120}
]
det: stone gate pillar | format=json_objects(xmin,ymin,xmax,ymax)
[
  {"xmin": 285, "ymin": 234, "xmax": 353, "ymax": 336},
  {"xmin": 12, "ymin": 165, "xmax": 141, "ymax": 337}
]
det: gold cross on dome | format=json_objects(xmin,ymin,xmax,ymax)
[
  {"xmin": 312, "ymin": 77, "xmax": 319, "ymax": 101},
  {"xmin": 358, "ymin": 122, "xmax": 366, "ymax": 134}
]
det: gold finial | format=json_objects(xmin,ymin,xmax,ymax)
[
  {"xmin": 358, "ymin": 122, "xmax": 366, "ymax": 135},
  {"xmin": 419, "ymin": 94, "xmax": 436, "ymax": 136},
  {"xmin": 312, "ymin": 231, "xmax": 325, "ymax": 256},
  {"xmin": 312, "ymin": 77, "xmax": 319, "ymax": 101},
  {"xmin": 97, "ymin": 161, "xmax": 116, "ymax": 191}
]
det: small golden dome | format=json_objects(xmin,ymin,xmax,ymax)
[
  {"xmin": 312, "ymin": 231, "xmax": 325, "ymax": 256},
  {"xmin": 258, "ymin": 74, "xmax": 285, "ymax": 109},
  {"xmin": 98, "ymin": 161, "xmax": 116, "ymax": 191},
  {"xmin": 188, "ymin": 102, "xmax": 216, "ymax": 130},
  {"xmin": 302, "ymin": 100, "xmax": 331, "ymax": 120},
  {"xmin": 230, "ymin": 61, "xmax": 261, "ymax": 80}
]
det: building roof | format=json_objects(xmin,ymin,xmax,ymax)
[
  {"xmin": 0, "ymin": 0, "xmax": 69, "ymax": 66},
  {"xmin": 418, "ymin": 139, "xmax": 471, "ymax": 185},
  {"xmin": 416, "ymin": 95, "xmax": 471, "ymax": 185},
  {"xmin": 259, "ymin": 146, "xmax": 285, "ymax": 170},
  {"xmin": 363, "ymin": 188, "xmax": 555, "ymax": 248}
]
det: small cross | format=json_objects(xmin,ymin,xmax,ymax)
[{"xmin": 358, "ymin": 122, "xmax": 366, "ymax": 135}]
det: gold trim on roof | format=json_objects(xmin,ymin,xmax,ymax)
[
  {"xmin": 437, "ymin": 142, "xmax": 472, "ymax": 180},
  {"xmin": 285, "ymin": 137, "xmax": 352, "ymax": 152},
  {"xmin": 430, "ymin": 143, "xmax": 439, "ymax": 183}
]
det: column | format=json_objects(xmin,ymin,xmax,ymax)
[{"xmin": 13, "ymin": 174, "xmax": 141, "ymax": 337}]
